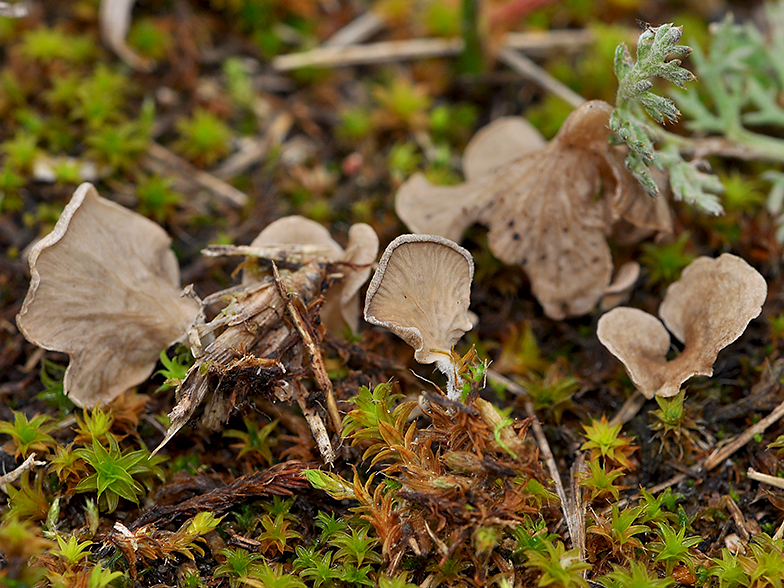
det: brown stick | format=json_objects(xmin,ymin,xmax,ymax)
[
  {"xmin": 703, "ymin": 398, "xmax": 784, "ymax": 470},
  {"xmin": 143, "ymin": 142, "xmax": 248, "ymax": 207},
  {"xmin": 609, "ymin": 391, "xmax": 646, "ymax": 427},
  {"xmin": 725, "ymin": 495, "xmax": 751, "ymax": 544},
  {"xmin": 487, "ymin": 369, "xmax": 583, "ymax": 555},
  {"xmin": 497, "ymin": 46, "xmax": 586, "ymax": 108},
  {"xmin": 271, "ymin": 263, "xmax": 343, "ymax": 436},
  {"xmin": 0, "ymin": 453, "xmax": 46, "ymax": 494},
  {"xmin": 747, "ymin": 468, "xmax": 784, "ymax": 491}
]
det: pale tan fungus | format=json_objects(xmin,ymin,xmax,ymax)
[
  {"xmin": 395, "ymin": 100, "xmax": 672, "ymax": 319},
  {"xmin": 364, "ymin": 234, "xmax": 474, "ymax": 400},
  {"xmin": 395, "ymin": 117, "xmax": 545, "ymax": 243},
  {"xmin": 597, "ymin": 254, "xmax": 767, "ymax": 399},
  {"xmin": 600, "ymin": 261, "xmax": 641, "ymax": 311},
  {"xmin": 596, "ymin": 307, "xmax": 676, "ymax": 399},
  {"xmin": 242, "ymin": 215, "xmax": 378, "ymax": 333},
  {"xmin": 16, "ymin": 183, "xmax": 199, "ymax": 408},
  {"xmin": 338, "ymin": 223, "xmax": 381, "ymax": 333},
  {"xmin": 461, "ymin": 116, "xmax": 546, "ymax": 181}
]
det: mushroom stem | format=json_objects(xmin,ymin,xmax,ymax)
[{"xmin": 436, "ymin": 356, "xmax": 465, "ymax": 402}]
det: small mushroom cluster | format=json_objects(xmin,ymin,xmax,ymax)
[
  {"xmin": 16, "ymin": 185, "xmax": 378, "ymax": 411},
  {"xmin": 395, "ymin": 100, "xmax": 672, "ymax": 319},
  {"xmin": 364, "ymin": 234, "xmax": 475, "ymax": 401},
  {"xmin": 597, "ymin": 254, "xmax": 767, "ymax": 399}
]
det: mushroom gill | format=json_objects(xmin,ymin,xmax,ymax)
[{"xmin": 364, "ymin": 234, "xmax": 474, "ymax": 401}]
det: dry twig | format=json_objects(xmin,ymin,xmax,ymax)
[
  {"xmin": 609, "ymin": 391, "xmax": 646, "ymax": 427},
  {"xmin": 213, "ymin": 113, "xmax": 293, "ymax": 180},
  {"xmin": 704, "ymin": 398, "xmax": 784, "ymax": 470},
  {"xmin": 143, "ymin": 142, "xmax": 248, "ymax": 208},
  {"xmin": 271, "ymin": 262, "xmax": 342, "ymax": 436},
  {"xmin": 747, "ymin": 468, "xmax": 784, "ymax": 491},
  {"xmin": 497, "ymin": 46, "xmax": 586, "ymax": 108},
  {"xmin": 272, "ymin": 30, "xmax": 593, "ymax": 71},
  {"xmin": 487, "ymin": 369, "xmax": 584, "ymax": 556},
  {"xmin": 0, "ymin": 453, "xmax": 46, "ymax": 494},
  {"xmin": 323, "ymin": 11, "xmax": 385, "ymax": 47}
]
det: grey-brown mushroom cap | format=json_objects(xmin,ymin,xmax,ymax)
[
  {"xmin": 242, "ymin": 215, "xmax": 343, "ymax": 285},
  {"xmin": 364, "ymin": 234, "xmax": 474, "ymax": 365},
  {"xmin": 394, "ymin": 173, "xmax": 487, "ymax": 243},
  {"xmin": 599, "ymin": 255, "xmax": 768, "ymax": 399},
  {"xmin": 395, "ymin": 100, "xmax": 672, "ymax": 320},
  {"xmin": 556, "ymin": 100, "xmax": 614, "ymax": 150},
  {"xmin": 339, "ymin": 223, "xmax": 380, "ymax": 333},
  {"xmin": 16, "ymin": 183, "xmax": 199, "ymax": 408},
  {"xmin": 600, "ymin": 261, "xmax": 641, "ymax": 311},
  {"xmin": 597, "ymin": 306, "xmax": 714, "ymax": 399},
  {"xmin": 597, "ymin": 307, "xmax": 673, "ymax": 399},
  {"xmin": 395, "ymin": 117, "xmax": 545, "ymax": 242},
  {"xmin": 658, "ymin": 253, "xmax": 768, "ymax": 352},
  {"xmin": 473, "ymin": 142, "xmax": 613, "ymax": 319},
  {"xmin": 242, "ymin": 216, "xmax": 378, "ymax": 332},
  {"xmin": 462, "ymin": 116, "xmax": 546, "ymax": 181}
]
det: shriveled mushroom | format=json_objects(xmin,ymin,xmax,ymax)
[
  {"xmin": 242, "ymin": 215, "xmax": 379, "ymax": 333},
  {"xmin": 16, "ymin": 183, "xmax": 200, "ymax": 408},
  {"xmin": 597, "ymin": 254, "xmax": 767, "ymax": 399},
  {"xmin": 395, "ymin": 100, "xmax": 672, "ymax": 319},
  {"xmin": 364, "ymin": 234, "xmax": 474, "ymax": 401}
]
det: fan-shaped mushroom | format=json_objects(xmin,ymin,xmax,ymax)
[
  {"xmin": 395, "ymin": 100, "xmax": 672, "ymax": 319},
  {"xmin": 16, "ymin": 183, "xmax": 200, "ymax": 408},
  {"xmin": 242, "ymin": 215, "xmax": 379, "ymax": 333},
  {"xmin": 597, "ymin": 254, "xmax": 767, "ymax": 399},
  {"xmin": 364, "ymin": 234, "xmax": 474, "ymax": 401}
]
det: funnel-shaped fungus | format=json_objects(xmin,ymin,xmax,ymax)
[
  {"xmin": 395, "ymin": 100, "xmax": 672, "ymax": 319},
  {"xmin": 242, "ymin": 215, "xmax": 379, "ymax": 333},
  {"xmin": 364, "ymin": 234, "xmax": 474, "ymax": 401},
  {"xmin": 16, "ymin": 183, "xmax": 200, "ymax": 408},
  {"xmin": 597, "ymin": 254, "xmax": 767, "ymax": 399}
]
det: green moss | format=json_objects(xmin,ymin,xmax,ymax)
[
  {"xmin": 20, "ymin": 26, "xmax": 95, "ymax": 65},
  {"xmin": 127, "ymin": 17, "xmax": 173, "ymax": 62},
  {"xmin": 175, "ymin": 108, "xmax": 234, "ymax": 166}
]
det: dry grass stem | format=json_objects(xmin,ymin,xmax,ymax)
[
  {"xmin": 143, "ymin": 142, "xmax": 248, "ymax": 207},
  {"xmin": 609, "ymin": 391, "xmax": 646, "ymax": 427},
  {"xmin": 726, "ymin": 495, "xmax": 751, "ymax": 544},
  {"xmin": 487, "ymin": 369, "xmax": 583, "ymax": 552},
  {"xmin": 747, "ymin": 468, "xmax": 784, "ymax": 491},
  {"xmin": 704, "ymin": 398, "xmax": 784, "ymax": 470},
  {"xmin": 497, "ymin": 46, "xmax": 586, "ymax": 108},
  {"xmin": 213, "ymin": 112, "xmax": 293, "ymax": 180},
  {"xmin": 323, "ymin": 11, "xmax": 385, "ymax": 47},
  {"xmin": 0, "ymin": 453, "xmax": 46, "ymax": 494},
  {"xmin": 273, "ymin": 30, "xmax": 593, "ymax": 71}
]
